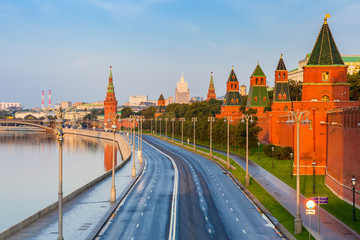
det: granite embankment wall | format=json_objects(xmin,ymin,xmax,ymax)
[{"xmin": 0, "ymin": 130, "xmax": 131, "ymax": 240}]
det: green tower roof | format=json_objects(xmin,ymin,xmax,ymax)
[
  {"xmin": 227, "ymin": 66, "xmax": 239, "ymax": 82},
  {"xmin": 246, "ymin": 86, "xmax": 269, "ymax": 108},
  {"xmin": 251, "ymin": 63, "xmax": 266, "ymax": 77},
  {"xmin": 158, "ymin": 93, "xmax": 165, "ymax": 101},
  {"xmin": 107, "ymin": 67, "xmax": 114, "ymax": 93},
  {"xmin": 307, "ymin": 17, "xmax": 344, "ymax": 66}
]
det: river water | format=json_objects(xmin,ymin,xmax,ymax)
[{"xmin": 0, "ymin": 131, "xmax": 121, "ymax": 232}]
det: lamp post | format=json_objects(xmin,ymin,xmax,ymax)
[
  {"xmin": 290, "ymin": 152, "xmax": 294, "ymax": 179},
  {"xmin": 224, "ymin": 116, "xmax": 233, "ymax": 169},
  {"xmin": 258, "ymin": 141, "xmax": 260, "ymax": 161},
  {"xmin": 312, "ymin": 161, "xmax": 316, "ymax": 194},
  {"xmin": 191, "ymin": 117, "xmax": 197, "ymax": 152},
  {"xmin": 164, "ymin": 118, "xmax": 169, "ymax": 140},
  {"xmin": 272, "ymin": 146, "xmax": 275, "ymax": 168},
  {"xmin": 286, "ymin": 110, "xmax": 311, "ymax": 234},
  {"xmin": 155, "ymin": 118, "xmax": 157, "ymax": 135},
  {"xmin": 43, "ymin": 106, "xmax": 76, "ymax": 240},
  {"xmin": 241, "ymin": 114, "xmax": 254, "ymax": 187},
  {"xmin": 171, "ymin": 118, "xmax": 175, "ymax": 142},
  {"xmin": 149, "ymin": 118, "xmax": 153, "ymax": 135},
  {"xmin": 180, "ymin": 118, "xmax": 185, "ymax": 146},
  {"xmin": 130, "ymin": 115, "xmax": 137, "ymax": 177},
  {"xmin": 208, "ymin": 117, "xmax": 215, "ymax": 158},
  {"xmin": 159, "ymin": 118, "xmax": 163, "ymax": 137},
  {"xmin": 352, "ymin": 175, "xmax": 356, "ymax": 221},
  {"xmin": 140, "ymin": 116, "xmax": 145, "ymax": 164}
]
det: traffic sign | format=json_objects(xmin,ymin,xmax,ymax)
[
  {"xmin": 306, "ymin": 209, "xmax": 315, "ymax": 215},
  {"xmin": 306, "ymin": 199, "xmax": 316, "ymax": 209},
  {"xmin": 310, "ymin": 196, "xmax": 328, "ymax": 204}
]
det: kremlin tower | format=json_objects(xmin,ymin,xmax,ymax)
[
  {"xmin": 272, "ymin": 54, "xmax": 291, "ymax": 112},
  {"xmin": 155, "ymin": 93, "xmax": 166, "ymax": 118},
  {"xmin": 206, "ymin": 72, "xmax": 216, "ymax": 101},
  {"xmin": 291, "ymin": 15, "xmax": 358, "ymax": 174},
  {"xmin": 216, "ymin": 66, "xmax": 243, "ymax": 120},
  {"xmin": 246, "ymin": 62, "xmax": 269, "ymax": 113},
  {"xmin": 104, "ymin": 66, "xmax": 118, "ymax": 129}
]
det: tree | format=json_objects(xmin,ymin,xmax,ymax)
[
  {"xmin": 121, "ymin": 107, "xmax": 133, "ymax": 118},
  {"xmin": 348, "ymin": 73, "xmax": 360, "ymax": 101},
  {"xmin": 289, "ymin": 79, "xmax": 302, "ymax": 101}
]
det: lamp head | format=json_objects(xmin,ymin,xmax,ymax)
[
  {"xmin": 290, "ymin": 152, "xmax": 293, "ymax": 158},
  {"xmin": 272, "ymin": 146, "xmax": 274, "ymax": 151},
  {"xmin": 351, "ymin": 175, "xmax": 356, "ymax": 186},
  {"xmin": 258, "ymin": 142, "xmax": 260, "ymax": 146},
  {"xmin": 241, "ymin": 118, "xmax": 245, "ymax": 124},
  {"xmin": 312, "ymin": 161, "xmax": 316, "ymax": 168},
  {"xmin": 42, "ymin": 117, "xmax": 50, "ymax": 127},
  {"xmin": 55, "ymin": 118, "xmax": 64, "ymax": 131},
  {"xmin": 250, "ymin": 119, "xmax": 254, "ymax": 124}
]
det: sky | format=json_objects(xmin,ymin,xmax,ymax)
[{"xmin": 0, "ymin": 0, "xmax": 359, "ymax": 109}]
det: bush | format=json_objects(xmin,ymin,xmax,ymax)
[
  {"xmin": 263, "ymin": 144, "xmax": 293, "ymax": 160},
  {"xmin": 263, "ymin": 144, "xmax": 276, "ymax": 157}
]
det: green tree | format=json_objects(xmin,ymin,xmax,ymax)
[
  {"xmin": 121, "ymin": 107, "xmax": 133, "ymax": 118},
  {"xmin": 348, "ymin": 73, "xmax": 360, "ymax": 101},
  {"xmin": 289, "ymin": 79, "xmax": 302, "ymax": 101}
]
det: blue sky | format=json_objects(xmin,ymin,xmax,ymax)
[{"xmin": 1, "ymin": 0, "xmax": 359, "ymax": 108}]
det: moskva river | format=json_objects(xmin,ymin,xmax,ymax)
[{"xmin": 0, "ymin": 131, "xmax": 120, "ymax": 232}]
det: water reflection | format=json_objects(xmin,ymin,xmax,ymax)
[{"xmin": 0, "ymin": 131, "xmax": 121, "ymax": 232}]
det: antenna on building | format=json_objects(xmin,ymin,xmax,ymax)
[
  {"xmin": 49, "ymin": 90, "xmax": 51, "ymax": 107},
  {"xmin": 42, "ymin": 90, "xmax": 44, "ymax": 109}
]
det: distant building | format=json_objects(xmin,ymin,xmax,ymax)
[
  {"xmin": 190, "ymin": 96, "xmax": 204, "ymax": 102},
  {"xmin": 165, "ymin": 96, "xmax": 174, "ymax": 106},
  {"xmin": 129, "ymin": 95, "xmax": 148, "ymax": 106},
  {"xmin": 240, "ymin": 85, "xmax": 247, "ymax": 96},
  {"xmin": 206, "ymin": 72, "xmax": 216, "ymax": 101},
  {"xmin": 61, "ymin": 101, "xmax": 72, "ymax": 109},
  {"xmin": 288, "ymin": 54, "xmax": 360, "ymax": 82},
  {"xmin": 0, "ymin": 102, "xmax": 21, "ymax": 110},
  {"xmin": 175, "ymin": 74, "xmax": 190, "ymax": 103}
]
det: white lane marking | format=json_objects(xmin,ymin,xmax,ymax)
[
  {"xmin": 242, "ymin": 229, "xmax": 246, "ymax": 234},
  {"xmin": 141, "ymin": 212, "xmax": 143, "ymax": 216},
  {"xmin": 136, "ymin": 224, "xmax": 139, "ymax": 228},
  {"xmin": 230, "ymin": 208, "xmax": 233, "ymax": 211},
  {"xmin": 143, "ymin": 139, "xmax": 179, "ymax": 240},
  {"xmin": 236, "ymin": 218, "xmax": 239, "ymax": 222}
]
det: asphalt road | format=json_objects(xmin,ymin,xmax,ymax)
[{"xmin": 97, "ymin": 135, "xmax": 281, "ymax": 240}]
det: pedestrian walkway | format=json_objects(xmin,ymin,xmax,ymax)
[
  {"xmin": 217, "ymin": 149, "xmax": 360, "ymax": 240},
  {"xmin": 7, "ymin": 142, "xmax": 143, "ymax": 240}
]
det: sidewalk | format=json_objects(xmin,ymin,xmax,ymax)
[
  {"xmin": 216, "ymin": 148, "xmax": 360, "ymax": 240},
  {"xmin": 6, "ymin": 143, "xmax": 143, "ymax": 240}
]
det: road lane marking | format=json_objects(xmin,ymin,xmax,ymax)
[{"xmin": 143, "ymin": 139, "xmax": 179, "ymax": 240}]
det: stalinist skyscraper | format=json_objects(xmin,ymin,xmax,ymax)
[{"xmin": 175, "ymin": 73, "xmax": 190, "ymax": 103}]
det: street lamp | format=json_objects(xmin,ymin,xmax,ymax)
[
  {"xmin": 191, "ymin": 117, "xmax": 197, "ymax": 152},
  {"xmin": 224, "ymin": 116, "xmax": 233, "ymax": 169},
  {"xmin": 208, "ymin": 116, "xmax": 215, "ymax": 158},
  {"xmin": 130, "ymin": 115, "xmax": 137, "ymax": 177},
  {"xmin": 171, "ymin": 118, "xmax": 175, "ymax": 142},
  {"xmin": 312, "ymin": 161, "xmax": 316, "ymax": 194},
  {"xmin": 159, "ymin": 118, "xmax": 163, "ymax": 137},
  {"xmin": 139, "ymin": 116, "xmax": 145, "ymax": 164},
  {"xmin": 106, "ymin": 116, "xmax": 119, "ymax": 203},
  {"xmin": 43, "ymin": 106, "xmax": 76, "ymax": 240},
  {"xmin": 286, "ymin": 110, "xmax": 311, "ymax": 234},
  {"xmin": 290, "ymin": 152, "xmax": 294, "ymax": 179},
  {"xmin": 272, "ymin": 146, "xmax": 275, "ymax": 168},
  {"xmin": 257, "ymin": 141, "xmax": 260, "ymax": 161},
  {"xmin": 180, "ymin": 118, "xmax": 185, "ymax": 146},
  {"xmin": 352, "ymin": 175, "xmax": 356, "ymax": 221},
  {"xmin": 149, "ymin": 118, "xmax": 153, "ymax": 135},
  {"xmin": 164, "ymin": 118, "xmax": 169, "ymax": 140},
  {"xmin": 241, "ymin": 114, "xmax": 254, "ymax": 187}
]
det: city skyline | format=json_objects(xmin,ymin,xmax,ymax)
[{"xmin": 1, "ymin": 0, "xmax": 359, "ymax": 108}]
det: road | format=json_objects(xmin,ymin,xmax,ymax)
[{"xmin": 96, "ymin": 135, "xmax": 282, "ymax": 240}]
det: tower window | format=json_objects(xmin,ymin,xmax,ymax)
[
  {"xmin": 278, "ymin": 94, "xmax": 282, "ymax": 100},
  {"xmin": 283, "ymin": 73, "xmax": 286, "ymax": 78},
  {"xmin": 278, "ymin": 73, "xmax": 280, "ymax": 79},
  {"xmin": 284, "ymin": 106, "xmax": 288, "ymax": 111},
  {"xmin": 322, "ymin": 72, "xmax": 329, "ymax": 81},
  {"xmin": 263, "ymin": 97, "xmax": 266, "ymax": 102},
  {"xmin": 283, "ymin": 93, "xmax": 286, "ymax": 99},
  {"xmin": 261, "ymin": 78, "xmax": 263, "ymax": 84},
  {"xmin": 321, "ymin": 95, "xmax": 330, "ymax": 101},
  {"xmin": 254, "ymin": 97, "xmax": 258, "ymax": 102},
  {"xmin": 256, "ymin": 78, "xmax": 258, "ymax": 84}
]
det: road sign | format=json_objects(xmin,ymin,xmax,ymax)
[
  {"xmin": 306, "ymin": 209, "xmax": 315, "ymax": 215},
  {"xmin": 306, "ymin": 199, "xmax": 316, "ymax": 209},
  {"xmin": 310, "ymin": 196, "xmax": 328, "ymax": 204}
]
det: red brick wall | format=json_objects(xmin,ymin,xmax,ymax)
[{"xmin": 325, "ymin": 108, "xmax": 360, "ymax": 207}]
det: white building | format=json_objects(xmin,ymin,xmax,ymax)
[
  {"xmin": 129, "ymin": 95, "xmax": 148, "ymax": 106},
  {"xmin": 288, "ymin": 54, "xmax": 360, "ymax": 82},
  {"xmin": 0, "ymin": 102, "xmax": 21, "ymax": 110},
  {"xmin": 175, "ymin": 74, "xmax": 190, "ymax": 103}
]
